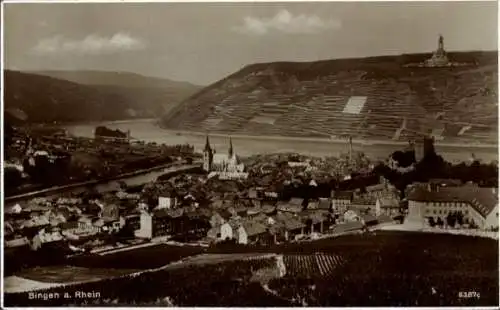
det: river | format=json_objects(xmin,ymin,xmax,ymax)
[
  {"xmin": 5, "ymin": 164, "xmax": 200, "ymax": 206},
  {"xmin": 66, "ymin": 119, "xmax": 498, "ymax": 163}
]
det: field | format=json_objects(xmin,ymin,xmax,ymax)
[
  {"xmin": 4, "ymin": 231, "xmax": 498, "ymax": 307},
  {"xmin": 283, "ymin": 254, "xmax": 344, "ymax": 277},
  {"xmin": 68, "ymin": 243, "xmax": 206, "ymax": 269},
  {"xmin": 162, "ymin": 52, "xmax": 498, "ymax": 145}
]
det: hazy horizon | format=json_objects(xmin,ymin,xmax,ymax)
[{"xmin": 4, "ymin": 1, "xmax": 498, "ymax": 85}]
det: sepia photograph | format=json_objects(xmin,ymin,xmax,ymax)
[{"xmin": 2, "ymin": 0, "xmax": 499, "ymax": 307}]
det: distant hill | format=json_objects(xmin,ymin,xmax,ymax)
[
  {"xmin": 162, "ymin": 51, "xmax": 498, "ymax": 144},
  {"xmin": 29, "ymin": 70, "xmax": 202, "ymax": 117},
  {"xmin": 4, "ymin": 70, "xmax": 202, "ymax": 123}
]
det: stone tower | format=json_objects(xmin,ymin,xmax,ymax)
[
  {"xmin": 203, "ymin": 135, "xmax": 213, "ymax": 172},
  {"xmin": 425, "ymin": 34, "xmax": 449, "ymax": 67},
  {"xmin": 438, "ymin": 34, "xmax": 444, "ymax": 53}
]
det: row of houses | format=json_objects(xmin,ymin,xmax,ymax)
[{"xmin": 134, "ymin": 188, "xmax": 400, "ymax": 245}]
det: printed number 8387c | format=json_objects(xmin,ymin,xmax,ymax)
[{"xmin": 458, "ymin": 291, "xmax": 480, "ymax": 299}]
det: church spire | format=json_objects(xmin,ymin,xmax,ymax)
[
  {"xmin": 228, "ymin": 137, "xmax": 234, "ymax": 157},
  {"xmin": 204, "ymin": 135, "xmax": 212, "ymax": 152}
]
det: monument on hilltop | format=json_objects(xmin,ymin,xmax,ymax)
[
  {"xmin": 404, "ymin": 34, "xmax": 471, "ymax": 68},
  {"xmin": 424, "ymin": 34, "xmax": 450, "ymax": 67}
]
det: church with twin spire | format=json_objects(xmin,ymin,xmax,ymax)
[{"xmin": 203, "ymin": 135, "xmax": 245, "ymax": 174}]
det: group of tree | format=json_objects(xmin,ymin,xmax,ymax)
[
  {"xmin": 428, "ymin": 211, "xmax": 467, "ymax": 228},
  {"xmin": 373, "ymin": 148, "xmax": 498, "ymax": 199}
]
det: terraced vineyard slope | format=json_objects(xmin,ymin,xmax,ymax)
[{"xmin": 162, "ymin": 52, "xmax": 498, "ymax": 144}]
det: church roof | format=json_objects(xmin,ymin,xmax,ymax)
[
  {"xmin": 204, "ymin": 135, "xmax": 212, "ymax": 152},
  {"xmin": 228, "ymin": 137, "xmax": 234, "ymax": 157}
]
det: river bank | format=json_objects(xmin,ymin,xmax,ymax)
[
  {"xmin": 65, "ymin": 119, "xmax": 498, "ymax": 163},
  {"xmin": 159, "ymin": 127, "xmax": 498, "ymax": 149}
]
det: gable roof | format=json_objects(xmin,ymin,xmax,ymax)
[
  {"xmin": 407, "ymin": 186, "xmax": 498, "ymax": 218},
  {"xmin": 361, "ymin": 214, "xmax": 377, "ymax": 224},
  {"xmin": 378, "ymin": 197, "xmax": 400, "ymax": 208},
  {"xmin": 332, "ymin": 191, "xmax": 354, "ymax": 200},
  {"xmin": 318, "ymin": 198, "xmax": 331, "ymax": 210},
  {"xmin": 277, "ymin": 201, "xmax": 303, "ymax": 213},
  {"xmin": 289, "ymin": 198, "xmax": 304, "ymax": 206},
  {"xmin": 241, "ymin": 220, "xmax": 268, "ymax": 237},
  {"xmin": 307, "ymin": 201, "xmax": 319, "ymax": 209},
  {"xmin": 331, "ymin": 222, "xmax": 364, "ymax": 233},
  {"xmin": 366, "ymin": 183, "xmax": 386, "ymax": 192},
  {"xmin": 275, "ymin": 213, "xmax": 306, "ymax": 231},
  {"xmin": 352, "ymin": 196, "xmax": 377, "ymax": 206}
]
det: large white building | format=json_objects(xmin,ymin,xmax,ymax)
[{"xmin": 407, "ymin": 183, "xmax": 499, "ymax": 230}]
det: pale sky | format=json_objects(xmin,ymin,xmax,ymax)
[{"xmin": 3, "ymin": 1, "xmax": 498, "ymax": 85}]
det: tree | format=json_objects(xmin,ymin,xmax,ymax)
[
  {"xmin": 456, "ymin": 211, "xmax": 464, "ymax": 227},
  {"xmin": 4, "ymin": 167, "xmax": 23, "ymax": 189},
  {"xmin": 428, "ymin": 217, "xmax": 436, "ymax": 227},
  {"xmin": 469, "ymin": 219, "xmax": 478, "ymax": 229},
  {"xmin": 436, "ymin": 217, "xmax": 444, "ymax": 227},
  {"xmin": 446, "ymin": 212, "xmax": 457, "ymax": 228}
]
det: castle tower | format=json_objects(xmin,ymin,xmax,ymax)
[
  {"xmin": 203, "ymin": 135, "xmax": 213, "ymax": 172},
  {"xmin": 423, "ymin": 136, "xmax": 436, "ymax": 158},
  {"xmin": 413, "ymin": 138, "xmax": 424, "ymax": 163}
]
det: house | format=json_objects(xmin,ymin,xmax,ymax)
[
  {"xmin": 248, "ymin": 188, "xmax": 260, "ymax": 199},
  {"xmin": 5, "ymin": 237, "xmax": 29, "ymax": 248},
  {"xmin": 306, "ymin": 201, "xmax": 319, "ymax": 210},
  {"xmin": 158, "ymin": 195, "xmax": 177, "ymax": 209},
  {"xmin": 21, "ymin": 214, "xmax": 50, "ymax": 229},
  {"xmin": 309, "ymin": 179, "xmax": 318, "ymax": 187},
  {"xmin": 407, "ymin": 184, "xmax": 499, "ymax": 230},
  {"xmin": 262, "ymin": 203, "xmax": 277, "ymax": 215},
  {"xmin": 56, "ymin": 197, "xmax": 82, "ymax": 205},
  {"xmin": 428, "ymin": 179, "xmax": 462, "ymax": 187},
  {"xmin": 331, "ymin": 191, "xmax": 353, "ymax": 212},
  {"xmin": 319, "ymin": 198, "xmax": 332, "ymax": 211},
  {"xmin": 343, "ymin": 210, "xmax": 360, "ymax": 222},
  {"xmin": 135, "ymin": 209, "xmax": 171, "ymax": 239},
  {"xmin": 277, "ymin": 198, "xmax": 304, "ymax": 213},
  {"xmin": 376, "ymin": 197, "xmax": 401, "ymax": 217},
  {"xmin": 77, "ymin": 216, "xmax": 99, "ymax": 235},
  {"xmin": 35, "ymin": 228, "xmax": 64, "ymax": 245},
  {"xmin": 275, "ymin": 212, "xmax": 307, "ymax": 241},
  {"xmin": 247, "ymin": 205, "xmax": 262, "ymax": 216},
  {"xmin": 360, "ymin": 214, "xmax": 378, "ymax": 226},
  {"xmin": 207, "ymin": 222, "xmax": 234, "ymax": 242},
  {"xmin": 101, "ymin": 203, "xmax": 120, "ymax": 220},
  {"xmin": 59, "ymin": 221, "xmax": 79, "ymax": 234},
  {"xmin": 301, "ymin": 210, "xmax": 328, "ymax": 233},
  {"xmin": 263, "ymin": 190, "xmax": 279, "ymax": 199},
  {"xmin": 330, "ymin": 222, "xmax": 364, "ymax": 234},
  {"xmin": 5, "ymin": 221, "xmax": 15, "ymax": 238},
  {"xmin": 124, "ymin": 213, "xmax": 141, "ymax": 231},
  {"xmin": 6, "ymin": 204, "xmax": 23, "ymax": 215},
  {"xmin": 210, "ymin": 212, "xmax": 227, "ymax": 228},
  {"xmin": 376, "ymin": 215, "xmax": 394, "ymax": 226},
  {"xmin": 181, "ymin": 210, "xmax": 212, "ymax": 239},
  {"xmin": 237, "ymin": 220, "xmax": 268, "ymax": 245}
]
